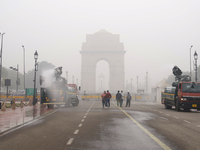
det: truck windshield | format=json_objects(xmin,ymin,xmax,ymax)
[{"xmin": 182, "ymin": 83, "xmax": 200, "ymax": 93}]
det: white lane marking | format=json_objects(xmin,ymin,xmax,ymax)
[
  {"xmin": 66, "ymin": 138, "xmax": 74, "ymax": 145},
  {"xmin": 85, "ymin": 113, "xmax": 88, "ymax": 115},
  {"xmin": 81, "ymin": 119, "xmax": 85, "ymax": 122},
  {"xmin": 197, "ymin": 125, "xmax": 200, "ymax": 127},
  {"xmin": 83, "ymin": 116, "xmax": 86, "ymax": 118},
  {"xmin": 159, "ymin": 111, "xmax": 163, "ymax": 114},
  {"xmin": 173, "ymin": 116, "xmax": 179, "ymax": 119},
  {"xmin": 184, "ymin": 120, "xmax": 191, "ymax": 124},
  {"xmin": 78, "ymin": 123, "xmax": 82, "ymax": 127},
  {"xmin": 166, "ymin": 114, "xmax": 170, "ymax": 116},
  {"xmin": 0, "ymin": 109, "xmax": 58, "ymax": 137},
  {"xmin": 74, "ymin": 130, "xmax": 79, "ymax": 134}
]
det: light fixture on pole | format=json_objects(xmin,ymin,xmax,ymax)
[
  {"xmin": 33, "ymin": 50, "xmax": 38, "ymax": 105},
  {"xmin": 9, "ymin": 65, "xmax": 19, "ymax": 91},
  {"xmin": 194, "ymin": 51, "xmax": 198, "ymax": 82}
]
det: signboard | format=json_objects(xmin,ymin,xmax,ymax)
[
  {"xmin": 5, "ymin": 79, "xmax": 11, "ymax": 86},
  {"xmin": 26, "ymin": 88, "xmax": 37, "ymax": 96}
]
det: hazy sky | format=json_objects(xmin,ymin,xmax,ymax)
[{"xmin": 1, "ymin": 0, "xmax": 200, "ymax": 91}]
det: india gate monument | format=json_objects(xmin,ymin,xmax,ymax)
[{"xmin": 80, "ymin": 29, "xmax": 126, "ymax": 93}]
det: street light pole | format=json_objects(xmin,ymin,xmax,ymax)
[
  {"xmin": 0, "ymin": 33, "xmax": 5, "ymax": 91},
  {"xmin": 33, "ymin": 51, "xmax": 38, "ymax": 105},
  {"xmin": 190, "ymin": 45, "xmax": 193, "ymax": 80},
  {"xmin": 131, "ymin": 78, "xmax": 132, "ymax": 94},
  {"xmin": 194, "ymin": 51, "xmax": 198, "ymax": 82},
  {"xmin": 137, "ymin": 76, "xmax": 138, "ymax": 93},
  {"xmin": 22, "ymin": 45, "xmax": 25, "ymax": 91},
  {"xmin": 17, "ymin": 64, "xmax": 19, "ymax": 91}
]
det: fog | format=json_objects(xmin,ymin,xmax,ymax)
[{"xmin": 1, "ymin": 0, "xmax": 200, "ymax": 92}]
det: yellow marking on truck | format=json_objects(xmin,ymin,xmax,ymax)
[
  {"xmin": 66, "ymin": 90, "xmax": 76, "ymax": 95},
  {"xmin": 161, "ymin": 91, "xmax": 174, "ymax": 96}
]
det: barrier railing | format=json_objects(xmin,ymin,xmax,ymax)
[
  {"xmin": 80, "ymin": 93, "xmax": 151, "ymax": 101},
  {"xmin": 0, "ymin": 95, "xmax": 40, "ymax": 111}
]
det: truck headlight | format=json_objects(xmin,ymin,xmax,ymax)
[{"xmin": 181, "ymin": 98, "xmax": 187, "ymax": 100}]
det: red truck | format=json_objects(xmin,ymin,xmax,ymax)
[{"xmin": 162, "ymin": 66, "xmax": 200, "ymax": 111}]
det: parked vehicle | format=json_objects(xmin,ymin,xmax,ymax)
[{"xmin": 162, "ymin": 66, "xmax": 200, "ymax": 111}]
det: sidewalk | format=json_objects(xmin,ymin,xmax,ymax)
[{"xmin": 0, "ymin": 104, "xmax": 50, "ymax": 133}]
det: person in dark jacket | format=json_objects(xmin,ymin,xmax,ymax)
[
  {"xmin": 125, "ymin": 91, "xmax": 132, "ymax": 107},
  {"xmin": 116, "ymin": 90, "xmax": 122, "ymax": 107}
]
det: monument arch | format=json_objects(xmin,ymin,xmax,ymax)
[{"xmin": 80, "ymin": 29, "xmax": 125, "ymax": 93}]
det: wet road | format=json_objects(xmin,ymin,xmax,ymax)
[{"xmin": 0, "ymin": 100, "xmax": 200, "ymax": 150}]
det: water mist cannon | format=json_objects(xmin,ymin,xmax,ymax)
[{"xmin": 172, "ymin": 65, "xmax": 190, "ymax": 82}]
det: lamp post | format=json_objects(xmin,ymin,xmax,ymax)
[
  {"xmin": 194, "ymin": 51, "xmax": 198, "ymax": 82},
  {"xmin": 131, "ymin": 78, "xmax": 132, "ymax": 94},
  {"xmin": 10, "ymin": 65, "xmax": 19, "ymax": 91},
  {"xmin": 0, "ymin": 33, "xmax": 5, "ymax": 91},
  {"xmin": 33, "ymin": 51, "xmax": 38, "ymax": 105},
  {"xmin": 190, "ymin": 45, "xmax": 193, "ymax": 80},
  {"xmin": 22, "ymin": 45, "xmax": 25, "ymax": 91},
  {"xmin": 137, "ymin": 76, "xmax": 138, "ymax": 93}
]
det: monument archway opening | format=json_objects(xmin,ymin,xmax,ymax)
[
  {"xmin": 80, "ymin": 29, "xmax": 126, "ymax": 93},
  {"xmin": 96, "ymin": 60, "xmax": 109, "ymax": 92}
]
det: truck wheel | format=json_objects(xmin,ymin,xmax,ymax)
[
  {"xmin": 175, "ymin": 100, "xmax": 180, "ymax": 111},
  {"xmin": 165, "ymin": 102, "xmax": 172, "ymax": 109}
]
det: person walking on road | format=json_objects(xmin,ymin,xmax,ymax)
[
  {"xmin": 121, "ymin": 90, "xmax": 124, "ymax": 107},
  {"xmin": 116, "ymin": 90, "xmax": 122, "ymax": 107},
  {"xmin": 125, "ymin": 91, "xmax": 132, "ymax": 107},
  {"xmin": 105, "ymin": 90, "xmax": 112, "ymax": 108},
  {"xmin": 101, "ymin": 91, "xmax": 106, "ymax": 108}
]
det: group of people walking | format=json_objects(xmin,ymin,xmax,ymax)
[
  {"xmin": 101, "ymin": 90, "xmax": 112, "ymax": 108},
  {"xmin": 101, "ymin": 90, "xmax": 132, "ymax": 108},
  {"xmin": 116, "ymin": 90, "xmax": 132, "ymax": 107}
]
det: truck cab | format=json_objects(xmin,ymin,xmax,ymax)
[{"xmin": 176, "ymin": 81, "xmax": 200, "ymax": 111}]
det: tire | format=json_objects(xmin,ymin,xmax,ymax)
[
  {"xmin": 72, "ymin": 98, "xmax": 79, "ymax": 106},
  {"xmin": 165, "ymin": 101, "xmax": 172, "ymax": 109},
  {"xmin": 175, "ymin": 100, "xmax": 180, "ymax": 111}
]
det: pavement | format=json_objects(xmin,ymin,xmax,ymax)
[{"xmin": 0, "ymin": 103, "xmax": 50, "ymax": 133}]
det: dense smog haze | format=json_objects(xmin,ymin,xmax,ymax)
[{"xmin": 1, "ymin": 0, "xmax": 200, "ymax": 92}]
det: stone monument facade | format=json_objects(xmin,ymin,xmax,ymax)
[{"xmin": 80, "ymin": 29, "xmax": 125, "ymax": 93}]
